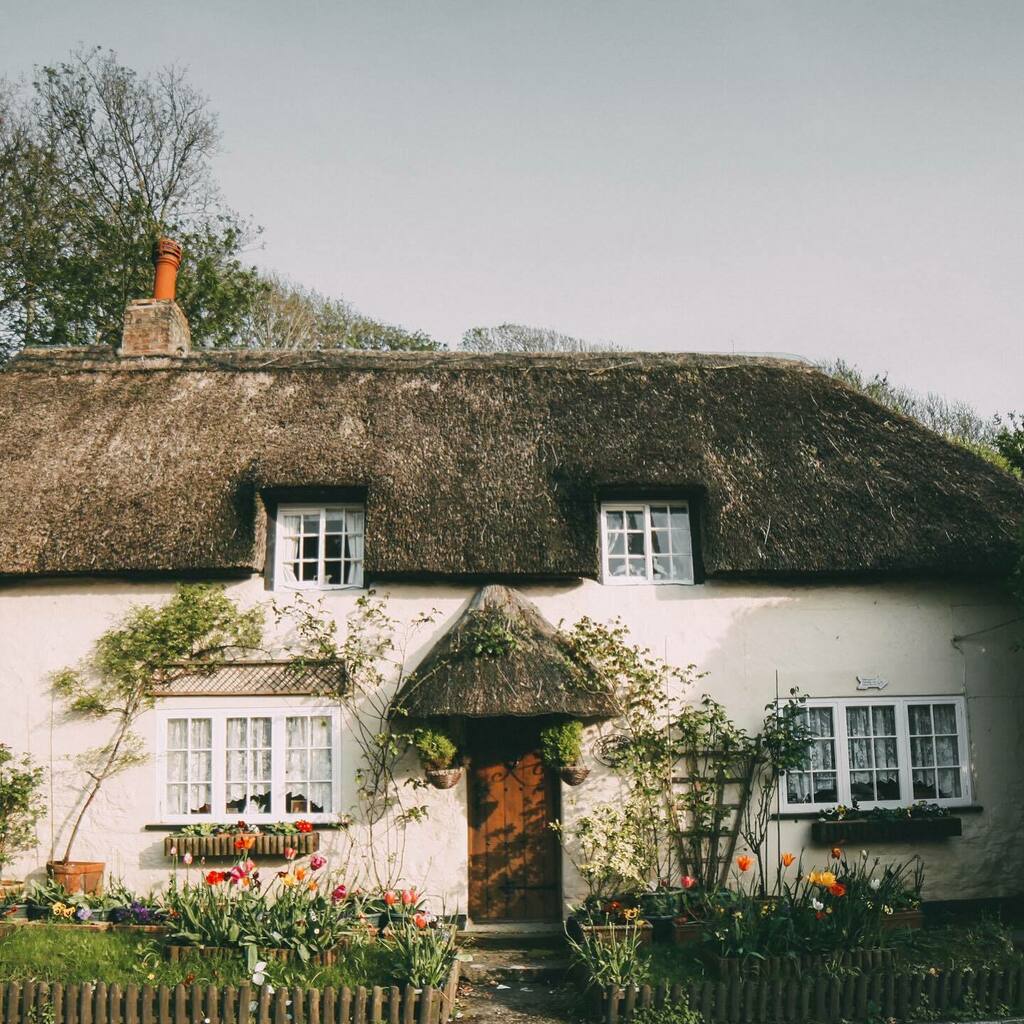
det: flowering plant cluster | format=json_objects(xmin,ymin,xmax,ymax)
[
  {"xmin": 818, "ymin": 801, "xmax": 951, "ymax": 822},
  {"xmin": 174, "ymin": 819, "xmax": 315, "ymax": 837},
  {"xmin": 697, "ymin": 848, "xmax": 925, "ymax": 958}
]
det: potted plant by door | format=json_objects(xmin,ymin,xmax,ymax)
[
  {"xmin": 540, "ymin": 720, "xmax": 590, "ymax": 785},
  {"xmin": 413, "ymin": 729, "xmax": 463, "ymax": 789},
  {"xmin": 0, "ymin": 744, "xmax": 46, "ymax": 901}
]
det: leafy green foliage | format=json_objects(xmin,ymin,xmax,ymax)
[
  {"xmin": 0, "ymin": 47, "xmax": 263, "ymax": 356},
  {"xmin": 0, "ymin": 744, "xmax": 45, "ymax": 872},
  {"xmin": 630, "ymin": 999, "xmax": 703, "ymax": 1024},
  {"xmin": 456, "ymin": 612, "xmax": 521, "ymax": 658},
  {"xmin": 383, "ymin": 917, "xmax": 458, "ymax": 988},
  {"xmin": 540, "ymin": 719, "xmax": 584, "ymax": 767},
  {"xmin": 54, "ymin": 585, "xmax": 264, "ymax": 861},
  {"xmin": 566, "ymin": 918, "xmax": 650, "ymax": 989},
  {"xmin": 243, "ymin": 272, "xmax": 441, "ymax": 352},
  {"xmin": 411, "ymin": 728, "xmax": 458, "ymax": 771},
  {"xmin": 460, "ymin": 323, "xmax": 617, "ymax": 353}
]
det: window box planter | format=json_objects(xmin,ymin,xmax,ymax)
[
  {"xmin": 672, "ymin": 919, "xmax": 703, "ymax": 946},
  {"xmin": 163, "ymin": 831, "xmax": 321, "ymax": 858},
  {"xmin": 568, "ymin": 916, "xmax": 654, "ymax": 946},
  {"xmin": 811, "ymin": 816, "xmax": 962, "ymax": 844},
  {"xmin": 881, "ymin": 908, "xmax": 924, "ymax": 931}
]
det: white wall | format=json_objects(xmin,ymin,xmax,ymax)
[{"xmin": 0, "ymin": 575, "xmax": 1019, "ymax": 912}]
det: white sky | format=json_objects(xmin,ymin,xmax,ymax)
[{"xmin": 3, "ymin": 0, "xmax": 1022, "ymax": 415}]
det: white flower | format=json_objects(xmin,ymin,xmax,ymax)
[
  {"xmin": 811, "ymin": 898, "xmax": 824, "ymax": 911},
  {"xmin": 860, "ymin": 850, "xmax": 868, "ymax": 859},
  {"xmin": 869, "ymin": 878, "xmax": 881, "ymax": 891},
  {"xmin": 252, "ymin": 961, "xmax": 268, "ymax": 986}
]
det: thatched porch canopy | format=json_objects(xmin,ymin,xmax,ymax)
[{"xmin": 390, "ymin": 585, "xmax": 616, "ymax": 719}]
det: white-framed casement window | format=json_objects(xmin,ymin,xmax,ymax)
[
  {"xmin": 275, "ymin": 505, "xmax": 365, "ymax": 590},
  {"xmin": 600, "ymin": 501, "xmax": 694, "ymax": 584},
  {"xmin": 157, "ymin": 703, "xmax": 341, "ymax": 824},
  {"xmin": 780, "ymin": 696, "xmax": 971, "ymax": 812}
]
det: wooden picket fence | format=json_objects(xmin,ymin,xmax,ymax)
[
  {"xmin": 0, "ymin": 964, "xmax": 460, "ymax": 1024},
  {"xmin": 595, "ymin": 962, "xmax": 1024, "ymax": 1022}
]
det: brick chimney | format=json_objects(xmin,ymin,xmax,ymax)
[{"xmin": 120, "ymin": 239, "xmax": 191, "ymax": 357}]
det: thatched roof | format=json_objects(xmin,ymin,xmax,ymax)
[
  {"xmin": 0, "ymin": 348, "xmax": 1020, "ymax": 579},
  {"xmin": 390, "ymin": 585, "xmax": 615, "ymax": 718}
]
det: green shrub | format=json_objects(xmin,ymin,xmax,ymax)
[
  {"xmin": 0, "ymin": 744, "xmax": 45, "ymax": 875},
  {"xmin": 540, "ymin": 720, "xmax": 583, "ymax": 767},
  {"xmin": 631, "ymin": 1000, "xmax": 703, "ymax": 1024},
  {"xmin": 412, "ymin": 728, "xmax": 458, "ymax": 771}
]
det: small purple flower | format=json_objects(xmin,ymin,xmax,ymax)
[{"xmin": 76, "ymin": 906, "xmax": 93, "ymax": 921}]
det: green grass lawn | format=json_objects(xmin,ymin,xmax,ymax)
[{"xmin": 0, "ymin": 926, "xmax": 394, "ymax": 989}]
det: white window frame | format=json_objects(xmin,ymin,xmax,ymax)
[
  {"xmin": 274, "ymin": 504, "xmax": 365, "ymax": 591},
  {"xmin": 779, "ymin": 696, "xmax": 972, "ymax": 813},
  {"xmin": 599, "ymin": 500, "xmax": 695, "ymax": 585},
  {"xmin": 155, "ymin": 700, "xmax": 342, "ymax": 825}
]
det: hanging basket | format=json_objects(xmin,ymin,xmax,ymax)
[
  {"xmin": 560, "ymin": 764, "xmax": 590, "ymax": 786},
  {"xmin": 425, "ymin": 767, "xmax": 464, "ymax": 790}
]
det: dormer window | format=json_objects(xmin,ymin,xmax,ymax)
[
  {"xmin": 276, "ymin": 505, "xmax": 364, "ymax": 589},
  {"xmin": 600, "ymin": 501, "xmax": 694, "ymax": 584}
]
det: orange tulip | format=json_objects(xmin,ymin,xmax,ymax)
[
  {"xmin": 829, "ymin": 883, "xmax": 847, "ymax": 898},
  {"xmin": 295, "ymin": 867, "xmax": 307, "ymax": 881},
  {"xmin": 830, "ymin": 847, "xmax": 842, "ymax": 859},
  {"xmin": 781, "ymin": 853, "xmax": 796, "ymax": 867},
  {"xmin": 736, "ymin": 855, "xmax": 753, "ymax": 872}
]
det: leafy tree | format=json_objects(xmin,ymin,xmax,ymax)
[
  {"xmin": 819, "ymin": 359, "xmax": 1007, "ymax": 467},
  {"xmin": 0, "ymin": 47, "xmax": 262, "ymax": 357},
  {"xmin": 242, "ymin": 272, "xmax": 441, "ymax": 351},
  {"xmin": 460, "ymin": 322, "xmax": 616, "ymax": 353},
  {"xmin": 52, "ymin": 585, "xmax": 264, "ymax": 863}
]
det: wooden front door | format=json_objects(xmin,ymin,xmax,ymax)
[{"xmin": 468, "ymin": 719, "xmax": 561, "ymax": 922}]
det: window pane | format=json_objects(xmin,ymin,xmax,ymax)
[
  {"xmin": 302, "ymin": 514, "xmax": 320, "ymax": 533},
  {"xmin": 626, "ymin": 510, "xmax": 645, "ymax": 531},
  {"xmin": 872, "ymin": 706, "xmax": 896, "ymax": 735},
  {"xmin": 850, "ymin": 771, "xmax": 874, "ymax": 801},
  {"xmin": 670, "ymin": 552, "xmax": 692, "ymax": 580},
  {"xmin": 167, "ymin": 719, "xmax": 188, "ymax": 749},
  {"xmin": 650, "ymin": 507, "xmax": 670, "ymax": 530},
  {"xmin": 309, "ymin": 782, "xmax": 332, "ymax": 813},
  {"xmin": 812, "ymin": 739, "xmax": 835, "ymax": 770},
  {"xmin": 190, "ymin": 751, "xmax": 212, "ymax": 782},
  {"xmin": 911, "ymin": 736, "xmax": 935, "ymax": 767},
  {"xmin": 167, "ymin": 784, "xmax": 187, "ymax": 814},
  {"xmin": 286, "ymin": 749, "xmax": 306, "ymax": 781},
  {"xmin": 226, "ymin": 751, "xmax": 245, "ymax": 782},
  {"xmin": 650, "ymin": 530, "xmax": 668, "ymax": 554},
  {"xmin": 191, "ymin": 719, "xmax": 212, "ymax": 748},
  {"xmin": 325, "ymin": 535, "xmax": 342, "ymax": 560},
  {"xmin": 190, "ymin": 784, "xmax": 212, "ymax": 814},
  {"xmin": 669, "ymin": 507, "xmax": 689, "ymax": 529},
  {"xmin": 287, "ymin": 717, "xmax": 307, "ymax": 746},
  {"xmin": 652, "ymin": 556, "xmax": 671, "ymax": 578},
  {"xmin": 848, "ymin": 738, "xmax": 871, "ymax": 769},
  {"xmin": 627, "ymin": 557, "xmax": 646, "ymax": 577},
  {"xmin": 282, "ymin": 514, "xmax": 302, "ymax": 534},
  {"xmin": 808, "ymin": 708, "xmax": 834, "ymax": 736},
  {"xmin": 325, "ymin": 511, "xmax": 344, "ymax": 532},
  {"xmin": 302, "ymin": 535, "xmax": 319, "ymax": 558},
  {"xmin": 812, "ymin": 773, "xmax": 837, "ymax": 803},
  {"xmin": 874, "ymin": 738, "xmax": 899, "ymax": 769},
  {"xmin": 253, "ymin": 718, "xmax": 272, "ymax": 747},
  {"xmin": 627, "ymin": 533, "xmax": 646, "ymax": 555},
  {"xmin": 876, "ymin": 771, "xmax": 900, "ymax": 800},
  {"xmin": 167, "ymin": 751, "xmax": 187, "ymax": 783},
  {"xmin": 605, "ymin": 510, "xmax": 624, "ymax": 531},
  {"xmin": 913, "ymin": 769, "xmax": 937, "ymax": 799},
  {"xmin": 937, "ymin": 768, "xmax": 961, "ymax": 799},
  {"xmin": 346, "ymin": 510, "xmax": 364, "ymax": 534},
  {"xmin": 607, "ymin": 534, "xmax": 625, "ymax": 556},
  {"xmin": 908, "ymin": 705, "xmax": 932, "ymax": 735},
  {"xmin": 325, "ymin": 561, "xmax": 342, "ymax": 585},
  {"xmin": 935, "ymin": 735, "xmax": 959, "ymax": 766},
  {"xmin": 786, "ymin": 773, "xmax": 811, "ymax": 803},
  {"xmin": 311, "ymin": 748, "xmax": 332, "ymax": 780},
  {"xmin": 310, "ymin": 716, "xmax": 331, "ymax": 746},
  {"xmin": 847, "ymin": 707, "xmax": 870, "ymax": 737},
  {"xmin": 932, "ymin": 705, "xmax": 957, "ymax": 734},
  {"xmin": 607, "ymin": 556, "xmax": 627, "ymax": 577}
]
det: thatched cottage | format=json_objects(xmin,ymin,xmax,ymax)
[{"xmin": 0, "ymin": 285, "xmax": 1021, "ymax": 924}]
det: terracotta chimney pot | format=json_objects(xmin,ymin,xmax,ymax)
[{"xmin": 153, "ymin": 238, "xmax": 183, "ymax": 301}]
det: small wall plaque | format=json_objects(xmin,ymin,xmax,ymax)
[{"xmin": 856, "ymin": 675, "xmax": 889, "ymax": 691}]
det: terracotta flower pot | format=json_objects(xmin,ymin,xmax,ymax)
[
  {"xmin": 559, "ymin": 764, "xmax": 590, "ymax": 786},
  {"xmin": 425, "ymin": 767, "xmax": 463, "ymax": 789},
  {"xmin": 47, "ymin": 860, "xmax": 105, "ymax": 894}
]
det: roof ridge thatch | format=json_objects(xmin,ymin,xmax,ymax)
[
  {"xmin": 390, "ymin": 585, "xmax": 616, "ymax": 719},
  {"xmin": 0, "ymin": 351, "xmax": 1019, "ymax": 579}
]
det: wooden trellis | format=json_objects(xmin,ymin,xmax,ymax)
[{"xmin": 671, "ymin": 747, "xmax": 760, "ymax": 889}]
